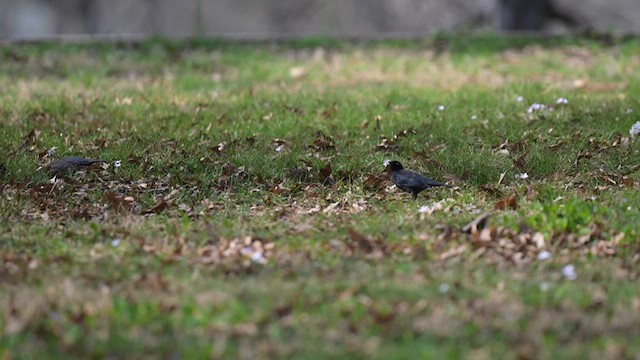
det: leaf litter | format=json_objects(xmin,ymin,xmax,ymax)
[{"xmin": 3, "ymin": 41, "xmax": 640, "ymax": 358}]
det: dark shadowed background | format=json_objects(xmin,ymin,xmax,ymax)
[{"xmin": 1, "ymin": 0, "xmax": 639, "ymax": 40}]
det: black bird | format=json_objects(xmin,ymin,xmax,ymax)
[
  {"xmin": 384, "ymin": 160, "xmax": 449, "ymax": 200},
  {"xmin": 45, "ymin": 157, "xmax": 105, "ymax": 175}
]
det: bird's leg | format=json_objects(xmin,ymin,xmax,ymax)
[{"xmin": 412, "ymin": 192, "xmax": 418, "ymax": 200}]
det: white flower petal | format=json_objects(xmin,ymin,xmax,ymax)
[
  {"xmin": 527, "ymin": 103, "xmax": 546, "ymax": 113},
  {"xmin": 537, "ymin": 250, "xmax": 551, "ymax": 261},
  {"xmin": 418, "ymin": 205, "xmax": 431, "ymax": 213},
  {"xmin": 629, "ymin": 121, "xmax": 640, "ymax": 138},
  {"xmin": 562, "ymin": 264, "xmax": 577, "ymax": 280}
]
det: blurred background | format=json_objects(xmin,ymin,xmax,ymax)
[{"xmin": 0, "ymin": 0, "xmax": 639, "ymax": 40}]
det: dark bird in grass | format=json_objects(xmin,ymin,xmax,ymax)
[
  {"xmin": 384, "ymin": 160, "xmax": 449, "ymax": 200},
  {"xmin": 45, "ymin": 157, "xmax": 105, "ymax": 175}
]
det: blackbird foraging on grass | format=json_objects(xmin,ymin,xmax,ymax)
[
  {"xmin": 384, "ymin": 160, "xmax": 449, "ymax": 200},
  {"xmin": 45, "ymin": 157, "xmax": 105, "ymax": 175}
]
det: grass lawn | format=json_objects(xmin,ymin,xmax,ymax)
[{"xmin": 2, "ymin": 35, "xmax": 640, "ymax": 358}]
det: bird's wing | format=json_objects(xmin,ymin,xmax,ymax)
[
  {"xmin": 418, "ymin": 175, "xmax": 448, "ymax": 187},
  {"xmin": 46, "ymin": 157, "xmax": 105, "ymax": 174},
  {"xmin": 391, "ymin": 171, "xmax": 421, "ymax": 192},
  {"xmin": 396, "ymin": 170, "xmax": 447, "ymax": 189},
  {"xmin": 64, "ymin": 157, "xmax": 105, "ymax": 166}
]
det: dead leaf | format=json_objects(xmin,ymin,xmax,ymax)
[
  {"xmin": 103, "ymin": 191, "xmax": 134, "ymax": 213},
  {"xmin": 524, "ymin": 186, "xmax": 538, "ymax": 201},
  {"xmin": 319, "ymin": 161, "xmax": 335, "ymax": 185},
  {"xmin": 575, "ymin": 151, "xmax": 592, "ymax": 166},
  {"xmin": 347, "ymin": 228, "xmax": 374, "ymax": 253},
  {"xmin": 310, "ymin": 132, "xmax": 335, "ymax": 151},
  {"xmin": 23, "ymin": 128, "xmax": 39, "ymax": 147},
  {"xmin": 480, "ymin": 184, "xmax": 503, "ymax": 197},
  {"xmin": 363, "ymin": 174, "xmax": 387, "ymax": 191},
  {"xmin": 495, "ymin": 195, "xmax": 518, "ymax": 210},
  {"xmin": 548, "ymin": 141, "xmax": 565, "ymax": 150},
  {"xmin": 462, "ymin": 211, "xmax": 493, "ymax": 234},
  {"xmin": 321, "ymin": 103, "xmax": 337, "ymax": 119},
  {"xmin": 142, "ymin": 200, "xmax": 169, "ymax": 215},
  {"xmin": 497, "ymin": 172, "xmax": 507, "ymax": 185},
  {"xmin": 512, "ymin": 151, "xmax": 528, "ymax": 173},
  {"xmin": 213, "ymin": 142, "xmax": 226, "ymax": 153},
  {"xmin": 346, "ymin": 228, "xmax": 388, "ymax": 258},
  {"xmin": 440, "ymin": 244, "xmax": 467, "ymax": 260},
  {"xmin": 377, "ymin": 137, "xmax": 394, "ymax": 150},
  {"xmin": 137, "ymin": 272, "xmax": 169, "ymax": 292},
  {"xmin": 393, "ymin": 128, "xmax": 416, "ymax": 139}
]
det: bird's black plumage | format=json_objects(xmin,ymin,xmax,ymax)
[
  {"xmin": 45, "ymin": 157, "xmax": 105, "ymax": 174},
  {"xmin": 384, "ymin": 160, "xmax": 448, "ymax": 200}
]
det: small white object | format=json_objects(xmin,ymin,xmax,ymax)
[
  {"xmin": 537, "ymin": 250, "xmax": 551, "ymax": 261},
  {"xmin": 241, "ymin": 247, "xmax": 267, "ymax": 264},
  {"xmin": 250, "ymin": 252, "xmax": 267, "ymax": 264},
  {"xmin": 516, "ymin": 96, "xmax": 524, "ymax": 102},
  {"xmin": 556, "ymin": 97, "xmax": 569, "ymax": 104},
  {"xmin": 275, "ymin": 145, "xmax": 284, "ymax": 153},
  {"xmin": 539, "ymin": 281, "xmax": 551, "ymax": 292},
  {"xmin": 438, "ymin": 283, "xmax": 450, "ymax": 293},
  {"xmin": 111, "ymin": 239, "xmax": 121, "ymax": 247},
  {"xmin": 437, "ymin": 105, "xmax": 445, "ymax": 111},
  {"xmin": 114, "ymin": 160, "xmax": 122, "ymax": 168},
  {"xmin": 516, "ymin": 173, "xmax": 529, "ymax": 180},
  {"xmin": 470, "ymin": 114, "xmax": 477, "ymax": 120},
  {"xmin": 527, "ymin": 103, "xmax": 546, "ymax": 113},
  {"xmin": 383, "ymin": 159, "xmax": 391, "ymax": 167},
  {"xmin": 562, "ymin": 264, "xmax": 577, "ymax": 280},
  {"xmin": 629, "ymin": 121, "xmax": 640, "ymax": 139},
  {"xmin": 418, "ymin": 205, "xmax": 431, "ymax": 213},
  {"xmin": 626, "ymin": 108, "xmax": 633, "ymax": 114}
]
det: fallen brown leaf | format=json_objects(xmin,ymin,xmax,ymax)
[
  {"xmin": 142, "ymin": 200, "xmax": 169, "ymax": 215},
  {"xmin": 319, "ymin": 161, "xmax": 335, "ymax": 185},
  {"xmin": 363, "ymin": 174, "xmax": 387, "ymax": 191},
  {"xmin": 462, "ymin": 211, "xmax": 493, "ymax": 234},
  {"xmin": 513, "ymin": 151, "xmax": 529, "ymax": 173},
  {"xmin": 103, "ymin": 191, "xmax": 134, "ymax": 213},
  {"xmin": 495, "ymin": 195, "xmax": 518, "ymax": 210}
]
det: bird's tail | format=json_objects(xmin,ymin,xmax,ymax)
[
  {"xmin": 428, "ymin": 179, "xmax": 451, "ymax": 188},
  {"xmin": 75, "ymin": 159, "xmax": 106, "ymax": 166}
]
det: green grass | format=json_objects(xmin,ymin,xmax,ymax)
[{"xmin": 2, "ymin": 35, "xmax": 640, "ymax": 359}]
